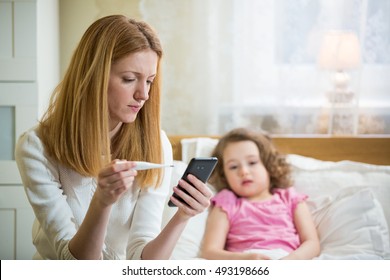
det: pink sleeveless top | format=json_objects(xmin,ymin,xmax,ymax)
[{"xmin": 211, "ymin": 187, "xmax": 307, "ymax": 253}]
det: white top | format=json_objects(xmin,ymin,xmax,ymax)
[{"xmin": 15, "ymin": 127, "xmax": 173, "ymax": 260}]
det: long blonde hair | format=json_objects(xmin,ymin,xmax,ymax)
[{"xmin": 39, "ymin": 15, "xmax": 163, "ymax": 188}]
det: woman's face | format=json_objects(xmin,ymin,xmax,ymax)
[
  {"xmin": 107, "ymin": 49, "xmax": 158, "ymax": 130},
  {"xmin": 223, "ymin": 140, "xmax": 271, "ymax": 201}
]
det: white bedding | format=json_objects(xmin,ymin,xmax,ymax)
[{"xmin": 162, "ymin": 138, "xmax": 390, "ymax": 260}]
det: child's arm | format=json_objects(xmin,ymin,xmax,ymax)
[
  {"xmin": 200, "ymin": 206, "xmax": 271, "ymax": 260},
  {"xmin": 281, "ymin": 201, "xmax": 320, "ymax": 260}
]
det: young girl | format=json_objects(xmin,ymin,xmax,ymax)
[{"xmin": 200, "ymin": 128, "xmax": 320, "ymax": 260}]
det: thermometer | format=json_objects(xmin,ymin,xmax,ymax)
[{"xmin": 116, "ymin": 160, "xmax": 174, "ymax": 170}]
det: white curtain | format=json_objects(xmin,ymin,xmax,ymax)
[{"xmin": 140, "ymin": 0, "xmax": 390, "ymax": 135}]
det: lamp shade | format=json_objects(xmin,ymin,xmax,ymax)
[{"xmin": 318, "ymin": 31, "xmax": 361, "ymax": 70}]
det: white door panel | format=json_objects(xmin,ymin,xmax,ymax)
[
  {"xmin": 0, "ymin": 0, "xmax": 40, "ymax": 260},
  {"xmin": 0, "ymin": 83, "xmax": 38, "ymax": 184},
  {"xmin": 0, "ymin": 186, "xmax": 35, "ymax": 259},
  {"xmin": 0, "ymin": 0, "xmax": 37, "ymax": 81}
]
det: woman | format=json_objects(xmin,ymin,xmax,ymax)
[{"xmin": 15, "ymin": 15, "xmax": 212, "ymax": 260}]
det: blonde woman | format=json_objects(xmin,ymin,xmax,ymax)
[{"xmin": 15, "ymin": 15, "xmax": 212, "ymax": 260}]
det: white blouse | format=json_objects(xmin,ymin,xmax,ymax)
[{"xmin": 15, "ymin": 127, "xmax": 173, "ymax": 259}]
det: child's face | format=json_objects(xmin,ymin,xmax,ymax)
[{"xmin": 222, "ymin": 140, "xmax": 271, "ymax": 201}]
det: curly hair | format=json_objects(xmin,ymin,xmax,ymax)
[{"xmin": 209, "ymin": 127, "xmax": 293, "ymax": 193}]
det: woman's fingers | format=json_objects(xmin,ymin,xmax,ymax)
[
  {"xmin": 96, "ymin": 160, "xmax": 138, "ymax": 205},
  {"xmin": 99, "ymin": 160, "xmax": 136, "ymax": 183},
  {"xmin": 104, "ymin": 168, "xmax": 137, "ymax": 189},
  {"xmin": 187, "ymin": 174, "xmax": 213, "ymax": 198},
  {"xmin": 99, "ymin": 160, "xmax": 136, "ymax": 178},
  {"xmin": 173, "ymin": 174, "xmax": 212, "ymax": 214}
]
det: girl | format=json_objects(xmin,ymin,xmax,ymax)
[{"xmin": 200, "ymin": 128, "xmax": 320, "ymax": 260}]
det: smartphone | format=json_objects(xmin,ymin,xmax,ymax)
[{"xmin": 168, "ymin": 157, "xmax": 218, "ymax": 207}]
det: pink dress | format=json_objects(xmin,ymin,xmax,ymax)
[{"xmin": 211, "ymin": 188, "xmax": 307, "ymax": 253}]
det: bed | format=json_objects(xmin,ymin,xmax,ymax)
[{"xmin": 162, "ymin": 135, "xmax": 390, "ymax": 260}]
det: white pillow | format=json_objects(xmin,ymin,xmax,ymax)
[
  {"xmin": 288, "ymin": 155, "xmax": 390, "ymax": 238},
  {"xmin": 161, "ymin": 160, "xmax": 213, "ymax": 259},
  {"xmin": 181, "ymin": 137, "xmax": 218, "ymax": 164},
  {"xmin": 308, "ymin": 186, "xmax": 390, "ymax": 259},
  {"xmin": 289, "ymin": 154, "xmax": 390, "ymax": 259},
  {"xmin": 181, "ymin": 139, "xmax": 198, "ymax": 164}
]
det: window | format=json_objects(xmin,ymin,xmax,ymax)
[{"xmin": 219, "ymin": 0, "xmax": 390, "ymax": 135}]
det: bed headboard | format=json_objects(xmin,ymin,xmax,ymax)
[{"xmin": 168, "ymin": 135, "xmax": 390, "ymax": 165}]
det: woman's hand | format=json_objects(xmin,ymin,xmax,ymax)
[
  {"xmin": 170, "ymin": 174, "xmax": 213, "ymax": 218},
  {"xmin": 95, "ymin": 160, "xmax": 137, "ymax": 207},
  {"xmin": 141, "ymin": 174, "xmax": 213, "ymax": 259}
]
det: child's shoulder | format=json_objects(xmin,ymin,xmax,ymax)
[
  {"xmin": 211, "ymin": 189, "xmax": 238, "ymax": 205},
  {"xmin": 273, "ymin": 186, "xmax": 300, "ymax": 195},
  {"xmin": 273, "ymin": 187, "xmax": 308, "ymax": 205},
  {"xmin": 211, "ymin": 189, "xmax": 241, "ymax": 218},
  {"xmin": 213, "ymin": 189, "xmax": 237, "ymax": 200}
]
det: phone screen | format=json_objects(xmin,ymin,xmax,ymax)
[{"xmin": 168, "ymin": 157, "xmax": 218, "ymax": 207}]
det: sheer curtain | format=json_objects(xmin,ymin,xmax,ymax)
[
  {"xmin": 140, "ymin": 0, "xmax": 389, "ymax": 135},
  {"xmin": 222, "ymin": 0, "xmax": 390, "ymax": 135}
]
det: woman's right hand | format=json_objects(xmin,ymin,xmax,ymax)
[{"xmin": 95, "ymin": 160, "xmax": 137, "ymax": 207}]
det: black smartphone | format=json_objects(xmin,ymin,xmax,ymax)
[{"xmin": 168, "ymin": 157, "xmax": 218, "ymax": 207}]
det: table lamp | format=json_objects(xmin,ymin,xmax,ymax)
[{"xmin": 318, "ymin": 30, "xmax": 361, "ymax": 103}]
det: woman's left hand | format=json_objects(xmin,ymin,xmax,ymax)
[{"xmin": 170, "ymin": 174, "xmax": 213, "ymax": 218}]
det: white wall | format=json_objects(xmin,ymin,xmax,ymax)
[{"xmin": 37, "ymin": 0, "xmax": 60, "ymax": 118}]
